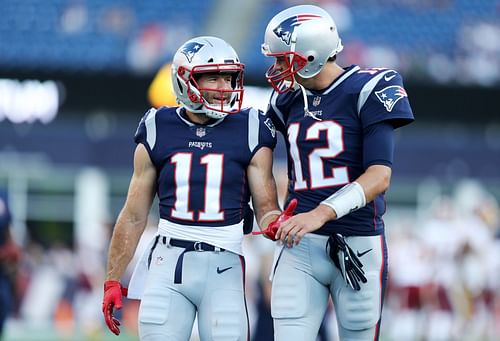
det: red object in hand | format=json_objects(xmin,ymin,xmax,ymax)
[
  {"xmin": 252, "ymin": 199, "xmax": 298, "ymax": 241},
  {"xmin": 102, "ymin": 280, "xmax": 128, "ymax": 336}
]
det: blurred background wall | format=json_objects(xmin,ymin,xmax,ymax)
[{"xmin": 0, "ymin": 0, "xmax": 499, "ymax": 340}]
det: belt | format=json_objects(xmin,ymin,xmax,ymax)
[
  {"xmin": 159, "ymin": 236, "xmax": 225, "ymax": 284},
  {"xmin": 165, "ymin": 237, "xmax": 225, "ymax": 252}
]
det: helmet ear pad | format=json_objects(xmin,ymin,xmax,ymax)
[
  {"xmin": 173, "ymin": 66, "xmax": 201, "ymax": 106},
  {"xmin": 187, "ymin": 87, "xmax": 202, "ymax": 104}
]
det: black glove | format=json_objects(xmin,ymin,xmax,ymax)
[{"xmin": 327, "ymin": 233, "xmax": 367, "ymax": 291}]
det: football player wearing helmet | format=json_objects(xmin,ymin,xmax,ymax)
[
  {"xmin": 258, "ymin": 5, "xmax": 415, "ymax": 341},
  {"xmin": 102, "ymin": 36, "xmax": 284, "ymax": 340}
]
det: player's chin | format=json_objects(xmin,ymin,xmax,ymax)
[{"xmin": 210, "ymin": 98, "xmax": 229, "ymax": 106}]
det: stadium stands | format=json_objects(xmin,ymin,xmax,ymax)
[
  {"xmin": 0, "ymin": 0, "xmax": 498, "ymax": 85},
  {"xmin": 0, "ymin": 0, "xmax": 214, "ymax": 73}
]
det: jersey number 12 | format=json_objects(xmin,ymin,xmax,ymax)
[{"xmin": 288, "ymin": 121, "xmax": 349, "ymax": 190}]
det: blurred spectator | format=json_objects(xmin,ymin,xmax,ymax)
[
  {"xmin": 457, "ymin": 22, "xmax": 500, "ymax": 86},
  {"xmin": 97, "ymin": 5, "xmax": 135, "ymax": 37},
  {"xmin": 60, "ymin": 2, "xmax": 88, "ymax": 35},
  {"xmin": 127, "ymin": 21, "xmax": 193, "ymax": 73},
  {"xmin": 384, "ymin": 180, "xmax": 500, "ymax": 340}
]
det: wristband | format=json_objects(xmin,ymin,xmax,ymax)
[
  {"xmin": 258, "ymin": 210, "xmax": 281, "ymax": 228},
  {"xmin": 321, "ymin": 182, "xmax": 366, "ymax": 219}
]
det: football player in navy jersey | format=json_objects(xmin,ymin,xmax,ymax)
[
  {"xmin": 102, "ymin": 36, "xmax": 283, "ymax": 341},
  {"xmin": 257, "ymin": 5, "xmax": 415, "ymax": 341}
]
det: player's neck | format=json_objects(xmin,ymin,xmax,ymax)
[
  {"xmin": 185, "ymin": 110, "xmax": 212, "ymax": 125},
  {"xmin": 298, "ymin": 62, "xmax": 344, "ymax": 91}
]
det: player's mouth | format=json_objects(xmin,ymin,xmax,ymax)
[{"xmin": 213, "ymin": 96, "xmax": 228, "ymax": 104}]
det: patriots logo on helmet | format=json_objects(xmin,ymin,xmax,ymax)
[
  {"xmin": 375, "ymin": 86, "xmax": 408, "ymax": 112},
  {"xmin": 273, "ymin": 14, "xmax": 321, "ymax": 45},
  {"xmin": 180, "ymin": 42, "xmax": 205, "ymax": 62}
]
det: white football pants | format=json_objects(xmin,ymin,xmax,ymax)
[
  {"xmin": 271, "ymin": 233, "xmax": 387, "ymax": 341},
  {"xmin": 138, "ymin": 237, "xmax": 249, "ymax": 341}
]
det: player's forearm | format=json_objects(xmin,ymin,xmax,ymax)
[
  {"xmin": 355, "ymin": 165, "xmax": 391, "ymax": 202},
  {"xmin": 106, "ymin": 212, "xmax": 147, "ymax": 281},
  {"xmin": 247, "ymin": 148, "xmax": 281, "ymax": 228},
  {"xmin": 253, "ymin": 178, "xmax": 281, "ymax": 228}
]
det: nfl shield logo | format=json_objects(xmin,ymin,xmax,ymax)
[
  {"xmin": 196, "ymin": 127, "xmax": 206, "ymax": 138},
  {"xmin": 312, "ymin": 96, "xmax": 321, "ymax": 107}
]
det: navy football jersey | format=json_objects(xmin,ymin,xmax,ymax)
[
  {"xmin": 267, "ymin": 65, "xmax": 414, "ymax": 236},
  {"xmin": 134, "ymin": 106, "xmax": 276, "ymax": 227}
]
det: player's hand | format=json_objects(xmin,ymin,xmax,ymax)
[
  {"xmin": 102, "ymin": 280, "xmax": 128, "ymax": 335},
  {"xmin": 276, "ymin": 204, "xmax": 331, "ymax": 247},
  {"xmin": 252, "ymin": 199, "xmax": 298, "ymax": 241}
]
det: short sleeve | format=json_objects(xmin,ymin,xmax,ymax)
[
  {"xmin": 265, "ymin": 90, "xmax": 294, "ymax": 135},
  {"xmin": 259, "ymin": 112, "xmax": 277, "ymax": 150},
  {"xmin": 359, "ymin": 71, "xmax": 415, "ymax": 129},
  {"xmin": 247, "ymin": 108, "xmax": 277, "ymax": 158},
  {"xmin": 134, "ymin": 108, "xmax": 158, "ymax": 153}
]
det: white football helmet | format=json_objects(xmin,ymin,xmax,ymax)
[
  {"xmin": 262, "ymin": 5, "xmax": 343, "ymax": 93},
  {"xmin": 171, "ymin": 36, "xmax": 244, "ymax": 119}
]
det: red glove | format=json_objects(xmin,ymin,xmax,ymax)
[
  {"xmin": 102, "ymin": 280, "xmax": 128, "ymax": 335},
  {"xmin": 252, "ymin": 199, "xmax": 298, "ymax": 241}
]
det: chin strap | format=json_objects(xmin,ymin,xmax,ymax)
[
  {"xmin": 290, "ymin": 29, "xmax": 321, "ymax": 122},
  {"xmin": 297, "ymin": 83, "xmax": 321, "ymax": 121}
]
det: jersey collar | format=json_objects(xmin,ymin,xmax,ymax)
[
  {"xmin": 305, "ymin": 65, "xmax": 360, "ymax": 96},
  {"xmin": 175, "ymin": 107, "xmax": 225, "ymax": 127}
]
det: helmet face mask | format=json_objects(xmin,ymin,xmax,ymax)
[
  {"xmin": 180, "ymin": 64, "xmax": 244, "ymax": 116},
  {"xmin": 172, "ymin": 37, "xmax": 245, "ymax": 119},
  {"xmin": 263, "ymin": 51, "xmax": 307, "ymax": 94},
  {"xmin": 262, "ymin": 5, "xmax": 343, "ymax": 93}
]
